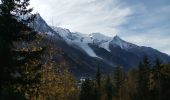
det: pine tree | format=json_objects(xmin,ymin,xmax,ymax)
[
  {"xmin": 151, "ymin": 62, "xmax": 170, "ymax": 100},
  {"xmin": 126, "ymin": 69, "xmax": 138, "ymax": 100},
  {"xmin": 0, "ymin": 0, "xmax": 18, "ymax": 90},
  {"xmin": 160, "ymin": 63, "xmax": 170, "ymax": 100},
  {"xmin": 96, "ymin": 67, "xmax": 101, "ymax": 87},
  {"xmin": 137, "ymin": 56, "xmax": 151, "ymax": 100},
  {"xmin": 94, "ymin": 67, "xmax": 101, "ymax": 100},
  {"xmin": 150, "ymin": 58, "xmax": 162, "ymax": 100},
  {"xmin": 14, "ymin": 36, "xmax": 45, "ymax": 100},
  {"xmin": 0, "ymin": 0, "xmax": 42, "ymax": 99},
  {"xmin": 105, "ymin": 75, "xmax": 114, "ymax": 100},
  {"xmin": 113, "ymin": 66, "xmax": 125, "ymax": 100},
  {"xmin": 79, "ymin": 78, "xmax": 94, "ymax": 100}
]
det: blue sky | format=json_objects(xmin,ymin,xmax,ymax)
[{"xmin": 31, "ymin": 0, "xmax": 170, "ymax": 55}]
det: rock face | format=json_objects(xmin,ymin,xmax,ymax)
[{"xmin": 33, "ymin": 14, "xmax": 170, "ymax": 78}]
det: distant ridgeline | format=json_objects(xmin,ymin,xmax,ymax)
[{"xmin": 32, "ymin": 13, "xmax": 170, "ymax": 78}]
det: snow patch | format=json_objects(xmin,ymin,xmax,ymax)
[
  {"xmin": 51, "ymin": 26, "xmax": 137, "ymax": 56},
  {"xmin": 52, "ymin": 27, "xmax": 99, "ymax": 58},
  {"xmin": 111, "ymin": 35, "xmax": 137, "ymax": 50},
  {"xmin": 75, "ymin": 42, "xmax": 99, "ymax": 58},
  {"xmin": 89, "ymin": 33, "xmax": 112, "ymax": 52},
  {"xmin": 99, "ymin": 42, "xmax": 111, "ymax": 52}
]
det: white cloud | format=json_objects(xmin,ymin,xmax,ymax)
[
  {"xmin": 123, "ymin": 34, "xmax": 170, "ymax": 55},
  {"xmin": 118, "ymin": 4, "xmax": 170, "ymax": 55},
  {"xmin": 30, "ymin": 0, "xmax": 170, "ymax": 55},
  {"xmin": 30, "ymin": 0, "xmax": 132, "ymax": 36}
]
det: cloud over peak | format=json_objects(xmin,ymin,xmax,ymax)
[
  {"xmin": 31, "ymin": 0, "xmax": 170, "ymax": 55},
  {"xmin": 31, "ymin": 0, "xmax": 132, "ymax": 36}
]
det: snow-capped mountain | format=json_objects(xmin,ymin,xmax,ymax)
[
  {"xmin": 33, "ymin": 14, "xmax": 170, "ymax": 78},
  {"xmin": 110, "ymin": 35, "xmax": 138, "ymax": 50},
  {"xmin": 33, "ymin": 13, "xmax": 59, "ymax": 37},
  {"xmin": 51, "ymin": 26, "xmax": 142, "ymax": 58},
  {"xmin": 33, "ymin": 14, "xmax": 139, "ymax": 57}
]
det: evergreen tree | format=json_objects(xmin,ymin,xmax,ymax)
[
  {"xmin": 137, "ymin": 56, "xmax": 151, "ymax": 100},
  {"xmin": 113, "ymin": 66, "xmax": 125, "ymax": 100},
  {"xmin": 79, "ymin": 78, "xmax": 94, "ymax": 100},
  {"xmin": 105, "ymin": 75, "xmax": 114, "ymax": 100},
  {"xmin": 126, "ymin": 69, "xmax": 138, "ymax": 100},
  {"xmin": 0, "ymin": 0, "xmax": 18, "ymax": 92},
  {"xmin": 94, "ymin": 67, "xmax": 101, "ymax": 100},
  {"xmin": 96, "ymin": 67, "xmax": 101, "ymax": 87},
  {"xmin": 150, "ymin": 58, "xmax": 162, "ymax": 100},
  {"xmin": 158, "ymin": 63, "xmax": 170, "ymax": 100},
  {"xmin": 0, "ymin": 0, "xmax": 41, "ymax": 99},
  {"xmin": 14, "ymin": 36, "xmax": 45, "ymax": 100}
]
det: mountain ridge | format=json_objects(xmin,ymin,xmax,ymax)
[{"xmin": 32, "ymin": 14, "xmax": 170, "ymax": 78}]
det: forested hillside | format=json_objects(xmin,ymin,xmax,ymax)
[
  {"xmin": 0, "ymin": 0, "xmax": 77, "ymax": 99},
  {"xmin": 79, "ymin": 57, "xmax": 170, "ymax": 100}
]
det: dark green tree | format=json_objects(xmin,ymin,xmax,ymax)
[
  {"xmin": 105, "ymin": 75, "xmax": 114, "ymax": 100},
  {"xmin": 0, "ymin": 0, "xmax": 41, "ymax": 99},
  {"xmin": 79, "ymin": 78, "xmax": 94, "ymax": 100},
  {"xmin": 150, "ymin": 58, "xmax": 162, "ymax": 100},
  {"xmin": 96, "ymin": 67, "xmax": 101, "ymax": 87},
  {"xmin": 94, "ymin": 67, "xmax": 101, "ymax": 100},
  {"xmin": 158, "ymin": 63, "xmax": 170, "ymax": 100},
  {"xmin": 137, "ymin": 56, "xmax": 151, "ymax": 100},
  {"xmin": 113, "ymin": 66, "xmax": 125, "ymax": 100},
  {"xmin": 0, "ymin": 0, "xmax": 22, "ymax": 98},
  {"xmin": 126, "ymin": 69, "xmax": 138, "ymax": 100}
]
